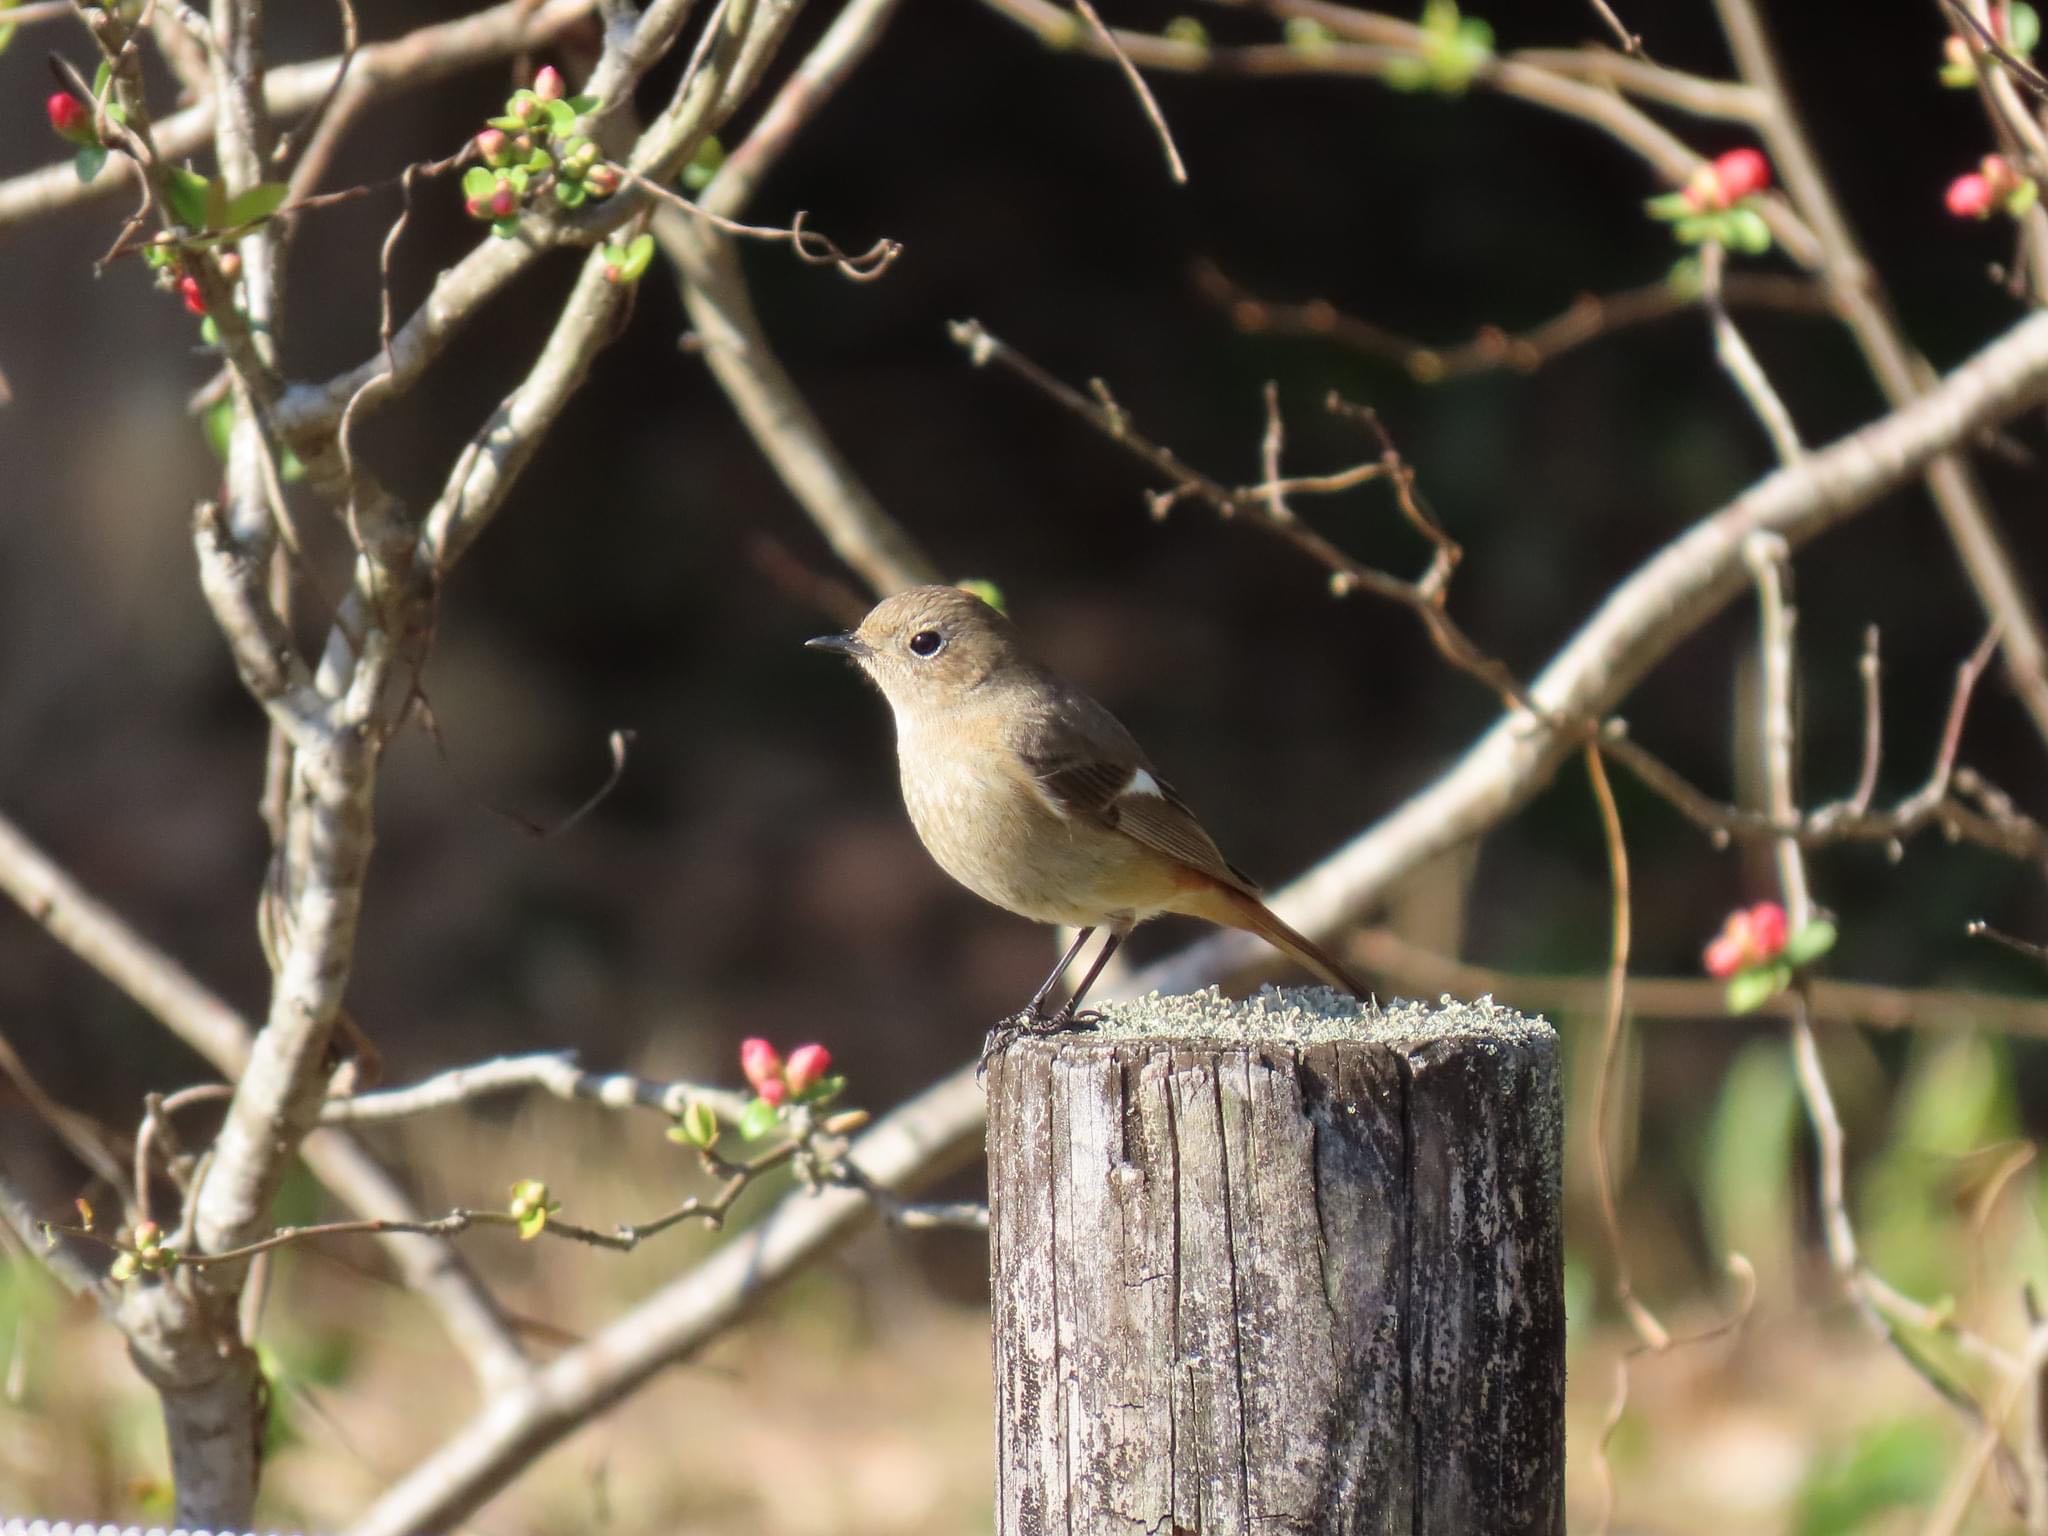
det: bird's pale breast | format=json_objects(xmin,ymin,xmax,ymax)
[{"xmin": 893, "ymin": 716, "xmax": 1181, "ymax": 928}]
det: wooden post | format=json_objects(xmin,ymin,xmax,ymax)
[{"xmin": 987, "ymin": 989, "xmax": 1563, "ymax": 1536}]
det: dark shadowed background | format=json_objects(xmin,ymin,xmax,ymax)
[{"xmin": 2, "ymin": 0, "xmax": 2047, "ymax": 1524}]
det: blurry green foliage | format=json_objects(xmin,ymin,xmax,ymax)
[
  {"xmin": 1700, "ymin": 1038, "xmax": 1801, "ymax": 1290},
  {"xmin": 1791, "ymin": 1417, "xmax": 1947, "ymax": 1536},
  {"xmin": 1861, "ymin": 1034, "xmax": 2020, "ymax": 1301}
]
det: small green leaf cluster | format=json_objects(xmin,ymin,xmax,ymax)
[
  {"xmin": 108, "ymin": 1220, "xmax": 177, "ymax": 1284},
  {"xmin": 507, "ymin": 1178, "xmax": 561, "ymax": 1241},
  {"xmin": 1646, "ymin": 148, "xmax": 1774, "ymax": 255},
  {"xmin": 1723, "ymin": 919, "xmax": 1837, "ymax": 1014},
  {"xmin": 462, "ymin": 66, "xmax": 612, "ymax": 239},
  {"xmin": 1940, "ymin": 2, "xmax": 2039, "ymax": 86},
  {"xmin": 669, "ymin": 1098, "xmax": 722, "ymax": 1150},
  {"xmin": 680, "ymin": 135, "xmax": 725, "ymax": 192},
  {"xmin": 599, "ymin": 233, "xmax": 655, "ymax": 287},
  {"xmin": 1384, "ymin": 1, "xmax": 1493, "ymax": 95}
]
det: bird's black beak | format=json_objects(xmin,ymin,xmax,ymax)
[{"xmin": 805, "ymin": 632, "xmax": 871, "ymax": 660}]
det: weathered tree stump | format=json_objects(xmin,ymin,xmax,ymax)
[{"xmin": 987, "ymin": 989, "xmax": 1563, "ymax": 1536}]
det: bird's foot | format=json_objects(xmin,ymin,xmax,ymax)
[{"xmin": 977, "ymin": 1006, "xmax": 1102, "ymax": 1078}]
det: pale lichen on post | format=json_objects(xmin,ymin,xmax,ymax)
[{"xmin": 987, "ymin": 986, "xmax": 1564, "ymax": 1536}]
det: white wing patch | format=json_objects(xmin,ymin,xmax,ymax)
[{"xmin": 1125, "ymin": 768, "xmax": 1165, "ymax": 798}]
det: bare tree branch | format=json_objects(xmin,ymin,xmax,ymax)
[
  {"xmin": 340, "ymin": 1066, "xmax": 988, "ymax": 1536},
  {"xmin": 1130, "ymin": 309, "xmax": 2048, "ymax": 996}
]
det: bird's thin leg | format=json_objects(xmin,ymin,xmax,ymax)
[
  {"xmin": 1049, "ymin": 930, "xmax": 1123, "ymax": 1025},
  {"xmin": 1021, "ymin": 927, "xmax": 1094, "ymax": 1020},
  {"xmin": 982, "ymin": 927, "xmax": 1103, "ymax": 1076}
]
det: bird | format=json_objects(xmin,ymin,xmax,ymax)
[{"xmin": 807, "ymin": 584, "xmax": 1367, "ymax": 1034}]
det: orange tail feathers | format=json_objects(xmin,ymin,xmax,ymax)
[{"xmin": 1177, "ymin": 882, "xmax": 1369, "ymax": 998}]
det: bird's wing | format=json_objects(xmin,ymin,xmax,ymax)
[{"xmin": 1012, "ymin": 688, "xmax": 1260, "ymax": 895}]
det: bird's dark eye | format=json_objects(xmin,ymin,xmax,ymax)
[{"xmin": 908, "ymin": 629, "xmax": 945, "ymax": 658}]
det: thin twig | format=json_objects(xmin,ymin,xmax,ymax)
[
  {"xmin": 1195, "ymin": 259, "xmax": 1836, "ymax": 382},
  {"xmin": 1583, "ymin": 744, "xmax": 1670, "ymax": 1352},
  {"xmin": 1072, "ymin": 0, "xmax": 1188, "ymax": 184},
  {"xmin": 1703, "ymin": 240, "xmax": 1803, "ymax": 462},
  {"xmin": 1348, "ymin": 927, "xmax": 2048, "ymax": 1038}
]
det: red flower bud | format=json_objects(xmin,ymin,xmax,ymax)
[
  {"xmin": 465, "ymin": 196, "xmax": 487, "ymax": 219},
  {"xmin": 489, "ymin": 179, "xmax": 518, "ymax": 218},
  {"xmin": 1703, "ymin": 932, "xmax": 1747, "ymax": 979},
  {"xmin": 739, "ymin": 1038, "xmax": 783, "ymax": 1090},
  {"xmin": 177, "ymin": 274, "xmax": 207, "ymax": 315},
  {"xmin": 533, "ymin": 65, "xmax": 566, "ymax": 102},
  {"xmin": 1746, "ymin": 901, "xmax": 1788, "ymax": 960},
  {"xmin": 586, "ymin": 164, "xmax": 620, "ymax": 197},
  {"xmin": 476, "ymin": 128, "xmax": 510, "ymax": 163},
  {"xmin": 1712, "ymin": 147, "xmax": 1770, "ymax": 202},
  {"xmin": 604, "ymin": 263, "xmax": 622, "ymax": 284},
  {"xmin": 1947, "ymin": 170, "xmax": 1996, "ymax": 218},
  {"xmin": 756, "ymin": 1076, "xmax": 788, "ymax": 1107},
  {"xmin": 47, "ymin": 91, "xmax": 95, "ymax": 146},
  {"xmin": 1682, "ymin": 147, "xmax": 1772, "ymax": 211},
  {"xmin": 785, "ymin": 1044, "xmax": 832, "ymax": 1095}
]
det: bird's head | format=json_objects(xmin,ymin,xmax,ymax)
[{"xmin": 806, "ymin": 584, "xmax": 1023, "ymax": 714}]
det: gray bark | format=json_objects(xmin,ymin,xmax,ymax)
[{"xmin": 987, "ymin": 990, "xmax": 1563, "ymax": 1535}]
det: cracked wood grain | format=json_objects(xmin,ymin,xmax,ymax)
[{"xmin": 988, "ymin": 994, "xmax": 1562, "ymax": 1535}]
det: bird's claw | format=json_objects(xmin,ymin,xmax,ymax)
[{"xmin": 977, "ymin": 1006, "xmax": 1102, "ymax": 1079}]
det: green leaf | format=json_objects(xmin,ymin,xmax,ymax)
[
  {"xmin": 461, "ymin": 165, "xmax": 495, "ymax": 200},
  {"xmin": 223, "ymin": 181, "xmax": 287, "ymax": 227},
  {"xmin": 1939, "ymin": 53, "xmax": 1979, "ymax": 87},
  {"xmin": 1384, "ymin": 55, "xmax": 1431, "ymax": 90},
  {"xmin": 1644, "ymin": 190, "xmax": 1693, "ymax": 221},
  {"xmin": 1793, "ymin": 1417, "xmax": 1946, "ymax": 1536},
  {"xmin": 2008, "ymin": 177, "xmax": 2041, "ymax": 216},
  {"xmin": 486, "ymin": 113, "xmax": 526, "ymax": 132},
  {"xmin": 1725, "ymin": 961, "xmax": 1791, "ymax": 1014},
  {"xmin": 1282, "ymin": 17, "xmax": 1334, "ymax": 51},
  {"xmin": 1163, "ymin": 16, "xmax": 1208, "ymax": 46},
  {"xmin": 738, "ymin": 1096, "xmax": 782, "ymax": 1141},
  {"xmin": 554, "ymin": 179, "xmax": 588, "ymax": 208},
  {"xmin": 278, "ymin": 445, "xmax": 305, "ymax": 484},
  {"xmin": 526, "ymin": 148, "xmax": 555, "ymax": 174},
  {"xmin": 544, "ymin": 98, "xmax": 578, "ymax": 134},
  {"xmin": 516, "ymin": 1206, "xmax": 548, "ymax": 1241},
  {"xmin": 506, "ymin": 167, "xmax": 531, "ymax": 195},
  {"xmin": 73, "ymin": 145, "xmax": 108, "ymax": 184},
  {"xmin": 490, "ymin": 216, "xmax": 522, "ymax": 239},
  {"xmin": 1672, "ymin": 214, "xmax": 1716, "ymax": 245},
  {"xmin": 92, "ymin": 58, "xmax": 112, "ymax": 99},
  {"xmin": 681, "ymin": 135, "xmax": 726, "ymax": 192},
  {"xmin": 671, "ymin": 1099, "xmax": 721, "ymax": 1149},
  {"xmin": 1664, "ymin": 254, "xmax": 1704, "ymax": 299},
  {"xmin": 165, "ymin": 166, "xmax": 212, "ymax": 229},
  {"xmin": 799, "ymin": 1073, "xmax": 846, "ymax": 1107},
  {"xmin": 202, "ymin": 398, "xmax": 235, "ymax": 461},
  {"xmin": 0, "ymin": 0, "xmax": 20, "ymax": 58},
  {"xmin": 567, "ymin": 93, "xmax": 602, "ymax": 114},
  {"xmin": 1782, "ymin": 918, "xmax": 1837, "ymax": 968},
  {"xmin": 1723, "ymin": 206, "xmax": 1773, "ymax": 254},
  {"xmin": 955, "ymin": 577, "xmax": 1007, "ymax": 614},
  {"xmin": 2012, "ymin": 2, "xmax": 2041, "ymax": 55},
  {"xmin": 199, "ymin": 314, "xmax": 219, "ymax": 347},
  {"xmin": 617, "ymin": 232, "xmax": 655, "ymax": 283}
]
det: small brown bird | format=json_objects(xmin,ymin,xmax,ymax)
[{"xmin": 808, "ymin": 585, "xmax": 1366, "ymax": 1029}]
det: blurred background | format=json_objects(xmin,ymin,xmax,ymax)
[{"xmin": 3, "ymin": 0, "xmax": 2048, "ymax": 1530}]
